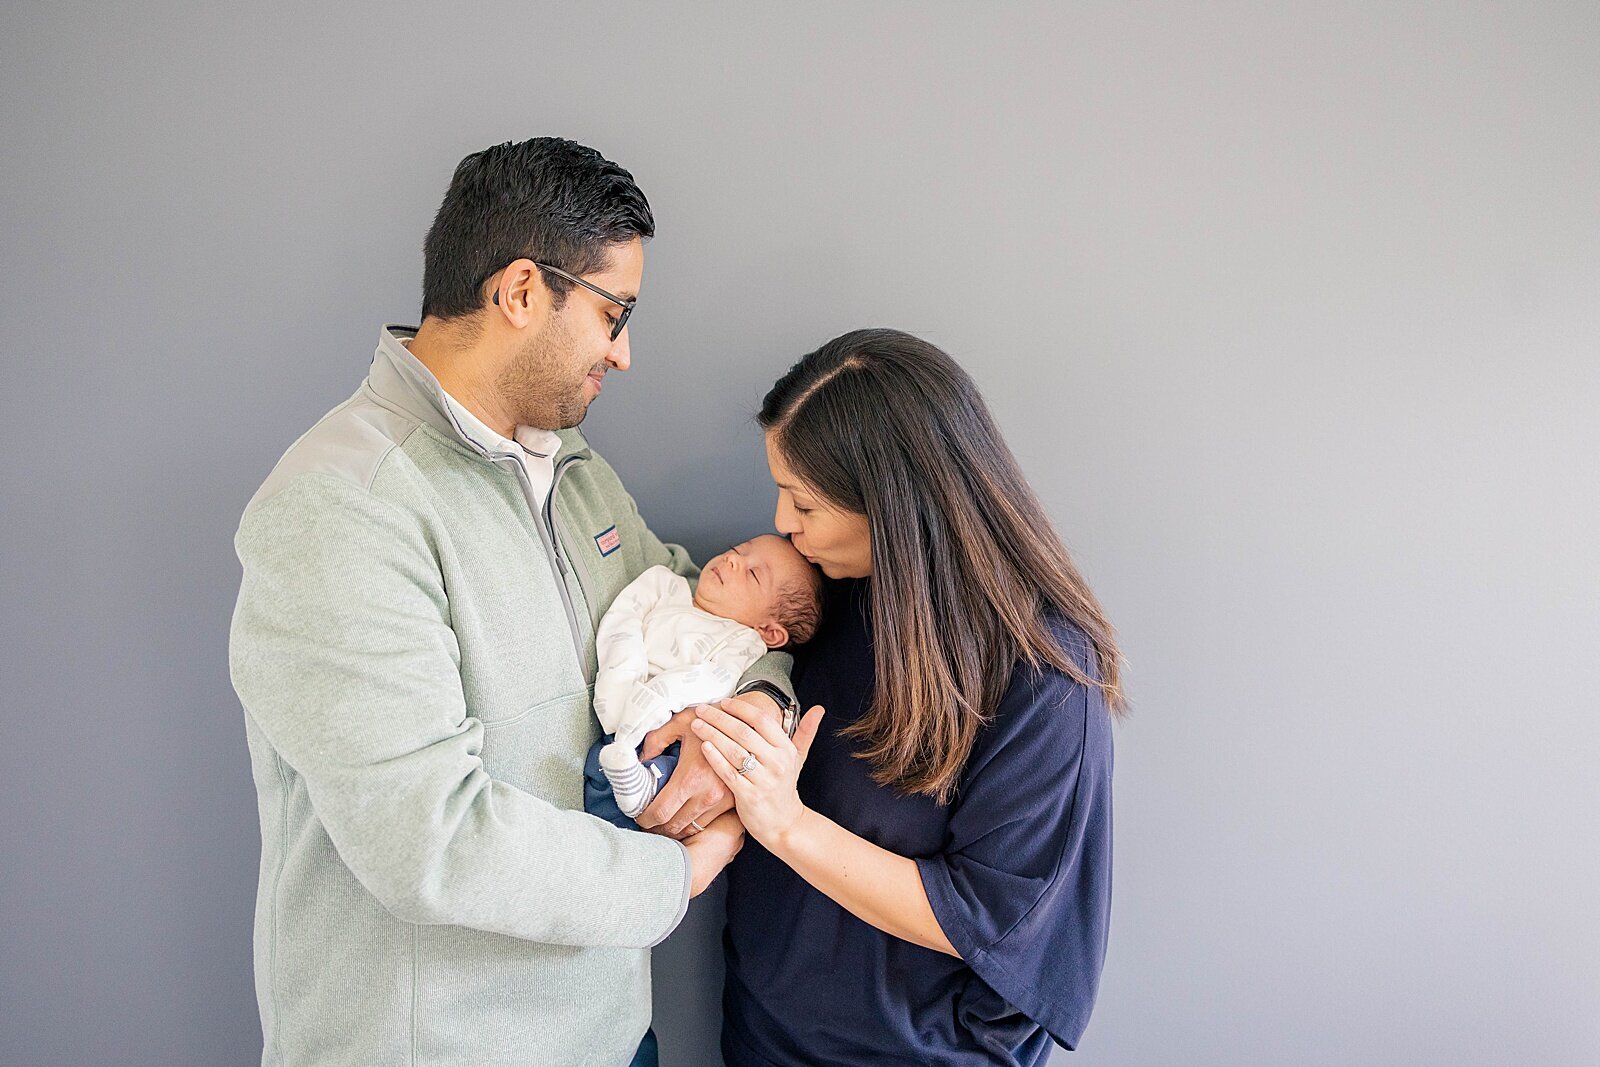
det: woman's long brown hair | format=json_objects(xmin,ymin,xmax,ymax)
[{"xmin": 760, "ymin": 328, "xmax": 1125, "ymax": 804}]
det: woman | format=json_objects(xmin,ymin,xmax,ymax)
[{"xmin": 692, "ymin": 328, "xmax": 1125, "ymax": 1065}]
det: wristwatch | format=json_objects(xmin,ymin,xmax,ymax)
[{"xmin": 735, "ymin": 679, "xmax": 801, "ymax": 738}]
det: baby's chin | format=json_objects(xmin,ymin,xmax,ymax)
[
  {"xmin": 693, "ymin": 590, "xmax": 759, "ymax": 630},
  {"xmin": 691, "ymin": 589, "xmax": 728, "ymax": 617}
]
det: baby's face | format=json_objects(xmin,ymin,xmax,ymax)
[{"xmin": 693, "ymin": 534, "xmax": 814, "ymax": 643}]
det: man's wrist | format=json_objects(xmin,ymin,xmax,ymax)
[
  {"xmin": 734, "ymin": 690, "xmax": 781, "ymax": 716},
  {"xmin": 735, "ymin": 680, "xmax": 798, "ymax": 735}
]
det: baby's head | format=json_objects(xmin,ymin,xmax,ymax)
[{"xmin": 693, "ymin": 534, "xmax": 824, "ymax": 648}]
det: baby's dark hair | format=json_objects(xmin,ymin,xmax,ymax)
[{"xmin": 773, "ymin": 563, "xmax": 825, "ymax": 645}]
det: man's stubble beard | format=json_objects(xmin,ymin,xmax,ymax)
[{"xmin": 496, "ymin": 311, "xmax": 590, "ymax": 431}]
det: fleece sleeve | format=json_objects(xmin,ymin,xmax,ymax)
[{"xmin": 229, "ymin": 474, "xmax": 691, "ymax": 949}]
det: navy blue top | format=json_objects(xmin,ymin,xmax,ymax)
[{"xmin": 722, "ymin": 579, "xmax": 1115, "ymax": 1066}]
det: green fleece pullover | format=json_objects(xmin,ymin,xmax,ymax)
[{"xmin": 229, "ymin": 326, "xmax": 791, "ymax": 1066}]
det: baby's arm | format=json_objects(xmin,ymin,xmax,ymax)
[{"xmin": 625, "ymin": 629, "xmax": 770, "ymax": 738}]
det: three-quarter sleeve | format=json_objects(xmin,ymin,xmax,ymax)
[{"xmin": 915, "ymin": 629, "xmax": 1115, "ymax": 1050}]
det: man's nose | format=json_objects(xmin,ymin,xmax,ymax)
[{"xmin": 606, "ymin": 327, "xmax": 631, "ymax": 372}]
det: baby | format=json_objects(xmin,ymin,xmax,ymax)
[{"xmin": 583, "ymin": 534, "xmax": 824, "ymax": 827}]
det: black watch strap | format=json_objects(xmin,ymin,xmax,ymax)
[{"xmin": 736, "ymin": 679, "xmax": 800, "ymax": 737}]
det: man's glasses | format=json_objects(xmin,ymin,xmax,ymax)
[{"xmin": 534, "ymin": 262, "xmax": 635, "ymax": 341}]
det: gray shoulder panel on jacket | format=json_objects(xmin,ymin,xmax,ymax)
[{"xmin": 244, "ymin": 386, "xmax": 420, "ymax": 515}]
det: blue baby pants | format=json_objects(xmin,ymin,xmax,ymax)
[{"xmin": 582, "ymin": 736, "xmax": 681, "ymax": 829}]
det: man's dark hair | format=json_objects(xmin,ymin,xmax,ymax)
[{"xmin": 420, "ymin": 138, "xmax": 654, "ymax": 321}]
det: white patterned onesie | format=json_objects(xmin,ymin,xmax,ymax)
[{"xmin": 593, "ymin": 565, "xmax": 769, "ymax": 817}]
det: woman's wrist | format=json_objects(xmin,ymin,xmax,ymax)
[{"xmin": 765, "ymin": 805, "xmax": 820, "ymax": 861}]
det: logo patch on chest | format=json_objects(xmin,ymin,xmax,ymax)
[{"xmin": 593, "ymin": 525, "xmax": 622, "ymax": 557}]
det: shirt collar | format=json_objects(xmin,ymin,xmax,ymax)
[
  {"xmin": 397, "ymin": 334, "xmax": 562, "ymax": 461},
  {"xmin": 371, "ymin": 325, "xmax": 592, "ymax": 467}
]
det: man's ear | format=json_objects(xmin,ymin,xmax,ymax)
[
  {"xmin": 756, "ymin": 620, "xmax": 790, "ymax": 649},
  {"xmin": 488, "ymin": 260, "xmax": 549, "ymax": 330}
]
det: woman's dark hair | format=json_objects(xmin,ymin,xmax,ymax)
[
  {"xmin": 760, "ymin": 328, "xmax": 1126, "ymax": 804},
  {"xmin": 420, "ymin": 137, "xmax": 654, "ymax": 321}
]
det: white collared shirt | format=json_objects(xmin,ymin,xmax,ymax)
[
  {"xmin": 400, "ymin": 338, "xmax": 562, "ymax": 508},
  {"xmin": 444, "ymin": 395, "xmax": 562, "ymax": 508}
]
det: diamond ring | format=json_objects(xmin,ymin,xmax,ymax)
[{"xmin": 737, "ymin": 754, "xmax": 759, "ymax": 776}]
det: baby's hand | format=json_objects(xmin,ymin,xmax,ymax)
[{"xmin": 639, "ymin": 707, "xmax": 703, "ymax": 761}]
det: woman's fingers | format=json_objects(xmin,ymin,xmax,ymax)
[
  {"xmin": 717, "ymin": 695, "xmax": 792, "ymax": 748},
  {"xmin": 696, "ymin": 702, "xmax": 771, "ymax": 756},
  {"xmin": 694, "ymin": 717, "xmax": 753, "ymax": 773},
  {"xmin": 701, "ymin": 740, "xmax": 746, "ymax": 790}
]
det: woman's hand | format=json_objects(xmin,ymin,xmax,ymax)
[
  {"xmin": 692, "ymin": 697, "xmax": 826, "ymax": 847},
  {"xmin": 696, "ymin": 699, "xmax": 958, "ymax": 956},
  {"xmin": 682, "ymin": 811, "xmax": 746, "ymax": 896}
]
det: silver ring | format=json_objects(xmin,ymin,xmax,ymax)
[
  {"xmin": 737, "ymin": 754, "xmax": 759, "ymax": 776},
  {"xmin": 688, "ymin": 819, "xmax": 705, "ymax": 834}
]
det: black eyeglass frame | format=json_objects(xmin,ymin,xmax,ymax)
[
  {"xmin": 488, "ymin": 260, "xmax": 635, "ymax": 340},
  {"xmin": 534, "ymin": 262, "xmax": 635, "ymax": 341}
]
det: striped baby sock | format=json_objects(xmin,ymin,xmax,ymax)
[{"xmin": 598, "ymin": 740, "xmax": 662, "ymax": 820}]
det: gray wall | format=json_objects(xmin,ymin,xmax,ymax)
[{"xmin": 2, "ymin": 3, "xmax": 1596, "ymax": 1065}]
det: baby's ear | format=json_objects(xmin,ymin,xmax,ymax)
[{"xmin": 756, "ymin": 620, "xmax": 790, "ymax": 649}]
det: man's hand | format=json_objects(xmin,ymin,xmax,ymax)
[
  {"xmin": 683, "ymin": 812, "xmax": 746, "ymax": 896},
  {"xmin": 637, "ymin": 711, "xmax": 733, "ymax": 839},
  {"xmin": 637, "ymin": 692, "xmax": 784, "ymax": 839}
]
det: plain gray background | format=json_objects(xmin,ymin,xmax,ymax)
[{"xmin": 2, "ymin": 2, "xmax": 1596, "ymax": 1064}]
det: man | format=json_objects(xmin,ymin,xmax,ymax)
[{"xmin": 229, "ymin": 138, "xmax": 793, "ymax": 1067}]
